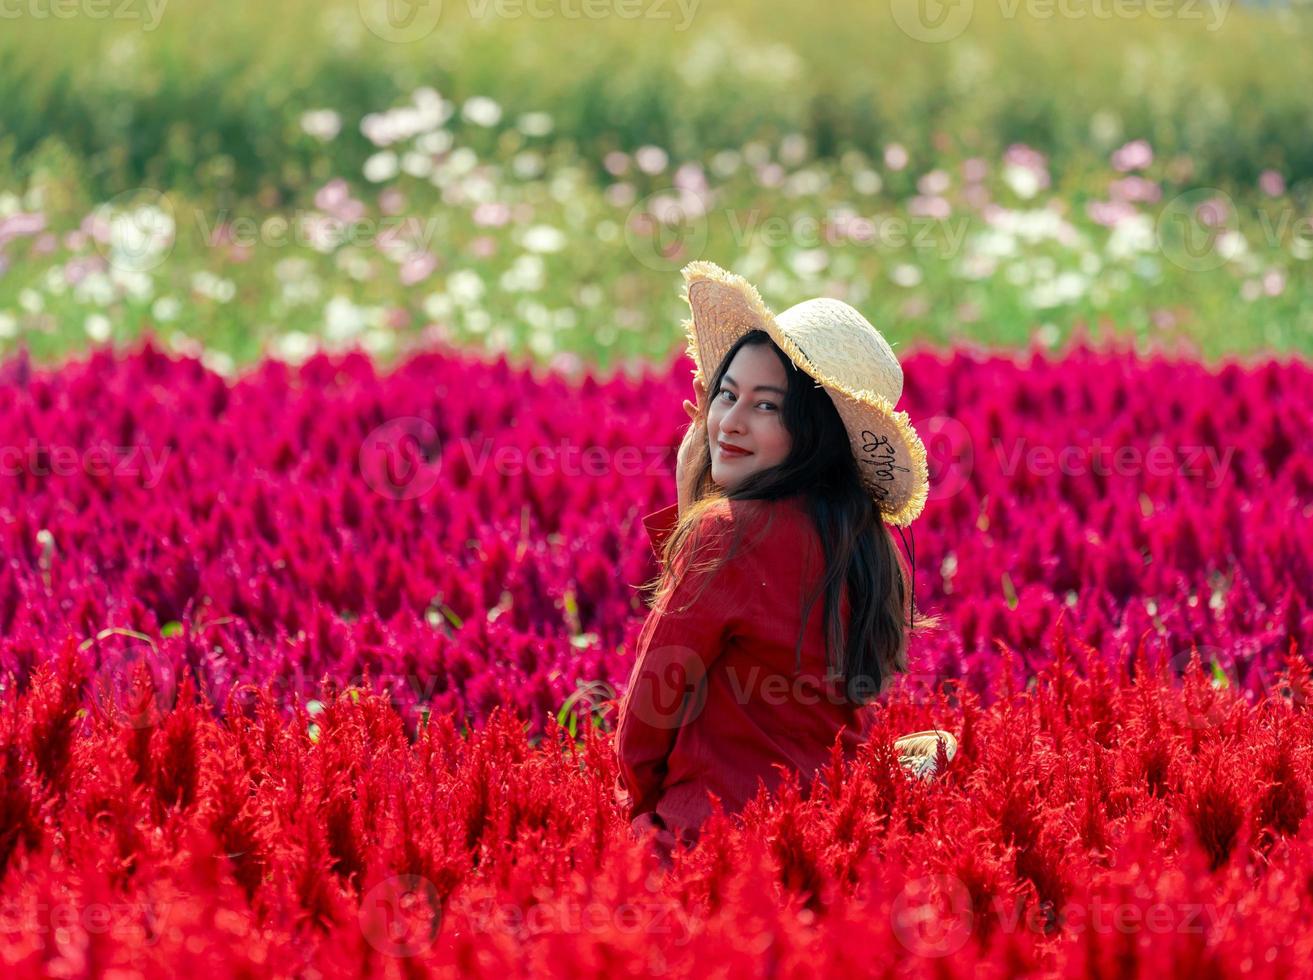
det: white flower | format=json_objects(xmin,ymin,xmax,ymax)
[
  {"xmin": 1026, "ymin": 271, "xmax": 1089, "ymax": 309},
  {"xmin": 416, "ymin": 130, "xmax": 453, "ymax": 155},
  {"xmin": 300, "ymin": 109, "xmax": 342, "ymax": 141},
  {"xmin": 74, "ymin": 272, "xmax": 115, "ymax": 307},
  {"xmin": 111, "ymin": 267, "xmax": 154, "ymax": 301},
  {"xmin": 517, "ymin": 112, "xmax": 553, "ymax": 137},
  {"xmin": 152, "ymin": 296, "xmax": 181, "ymax": 322},
  {"xmin": 779, "ymin": 133, "xmax": 808, "ymax": 166},
  {"xmin": 109, "ymin": 205, "xmax": 174, "ymax": 268},
  {"xmin": 0, "ymin": 312, "xmax": 17, "ymax": 338},
  {"xmin": 790, "ymin": 249, "xmax": 828, "ymax": 277},
  {"xmin": 852, "ymin": 169, "xmax": 883, "ymax": 195},
  {"xmin": 272, "ymin": 331, "xmax": 316, "ymax": 364},
  {"xmin": 955, "ymin": 254, "xmax": 997, "ymax": 281},
  {"xmin": 18, "ymin": 289, "xmax": 42, "ymax": 314},
  {"xmin": 890, "ymin": 263, "xmax": 923, "ymax": 288},
  {"xmin": 1105, "ymin": 214, "xmax": 1155, "ymax": 261},
  {"xmin": 1003, "ymin": 164, "xmax": 1041, "ymax": 200},
  {"xmin": 446, "ymin": 269, "xmax": 486, "ymax": 306},
  {"xmin": 1215, "ymin": 230, "xmax": 1248, "ymax": 261},
  {"xmin": 970, "ymin": 228, "xmax": 1018, "ymax": 259},
  {"xmin": 423, "ymin": 292, "xmax": 454, "ymax": 319},
  {"xmin": 364, "ymin": 151, "xmax": 399, "ymax": 183},
  {"xmin": 201, "ymin": 349, "xmax": 236, "ymax": 377},
  {"xmin": 401, "ymin": 151, "xmax": 434, "ymax": 179},
  {"xmin": 634, "ymin": 145, "xmax": 669, "ymax": 175},
  {"xmin": 324, "ymin": 295, "xmax": 380, "ymax": 341},
  {"xmin": 512, "ymin": 151, "xmax": 545, "ymax": 180},
  {"xmin": 461, "ymin": 96, "xmax": 502, "ymax": 127},
  {"xmin": 362, "ymin": 328, "xmax": 394, "ymax": 355},
  {"xmin": 85, "ymin": 314, "xmax": 112, "ymax": 342},
  {"xmin": 274, "ymin": 257, "xmax": 313, "ymax": 283},
  {"xmin": 521, "ymin": 225, "xmax": 566, "ymax": 254},
  {"xmin": 710, "ymin": 150, "xmax": 741, "ymax": 178},
  {"xmin": 191, "ymin": 271, "xmax": 236, "ymax": 303},
  {"xmin": 500, "ymin": 254, "xmax": 545, "ymax": 293},
  {"xmin": 43, "ymin": 267, "xmax": 67, "ymax": 295}
]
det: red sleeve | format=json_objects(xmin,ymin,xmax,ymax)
[
  {"xmin": 641, "ymin": 502, "xmax": 680, "ymax": 560},
  {"xmin": 615, "ymin": 502, "xmax": 749, "ymax": 819}
]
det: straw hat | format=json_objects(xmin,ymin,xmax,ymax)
[
  {"xmin": 680, "ymin": 260, "xmax": 930, "ymax": 527},
  {"xmin": 893, "ymin": 729, "xmax": 958, "ymax": 780}
]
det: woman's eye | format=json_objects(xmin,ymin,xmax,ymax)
[{"xmin": 717, "ymin": 389, "xmax": 776, "ymax": 411}]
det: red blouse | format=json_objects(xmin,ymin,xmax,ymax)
[{"xmin": 613, "ymin": 495, "xmax": 879, "ymax": 839}]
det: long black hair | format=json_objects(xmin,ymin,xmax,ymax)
[{"xmin": 644, "ymin": 329, "xmax": 933, "ymax": 705}]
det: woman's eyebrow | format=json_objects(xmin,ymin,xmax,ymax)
[{"xmin": 721, "ymin": 374, "xmax": 787, "ymax": 396}]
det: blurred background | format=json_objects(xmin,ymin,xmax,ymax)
[{"xmin": 0, "ymin": 0, "xmax": 1309, "ymax": 375}]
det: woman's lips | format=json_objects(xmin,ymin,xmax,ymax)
[{"xmin": 717, "ymin": 442, "xmax": 753, "ymax": 458}]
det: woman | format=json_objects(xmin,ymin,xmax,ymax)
[{"xmin": 614, "ymin": 260, "xmax": 957, "ymax": 864}]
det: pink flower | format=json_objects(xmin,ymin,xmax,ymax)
[
  {"xmin": 1003, "ymin": 143, "xmax": 1048, "ymax": 173},
  {"xmin": 1085, "ymin": 199, "xmax": 1139, "ymax": 228},
  {"xmin": 399, "ymin": 252, "xmax": 438, "ymax": 286},
  {"xmin": 1108, "ymin": 176, "xmax": 1162, "ymax": 204},
  {"xmin": 472, "ymin": 202, "xmax": 511, "ymax": 228},
  {"xmin": 1259, "ymin": 169, "xmax": 1286, "ymax": 198},
  {"xmin": 1111, "ymin": 139, "xmax": 1153, "ymax": 173}
]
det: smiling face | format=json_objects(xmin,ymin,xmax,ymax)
[{"xmin": 706, "ymin": 343, "xmax": 794, "ymax": 491}]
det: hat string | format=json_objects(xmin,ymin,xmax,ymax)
[{"xmin": 893, "ymin": 523, "xmax": 917, "ymax": 629}]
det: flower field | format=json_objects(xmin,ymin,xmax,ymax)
[
  {"xmin": 3, "ymin": 0, "xmax": 1313, "ymax": 974},
  {"xmin": 0, "ymin": 335, "xmax": 1309, "ymax": 974}
]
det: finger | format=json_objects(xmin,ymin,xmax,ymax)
[{"xmin": 683, "ymin": 400, "xmax": 696, "ymax": 420}]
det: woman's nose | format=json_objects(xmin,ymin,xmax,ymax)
[{"xmin": 720, "ymin": 402, "xmax": 748, "ymax": 433}]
